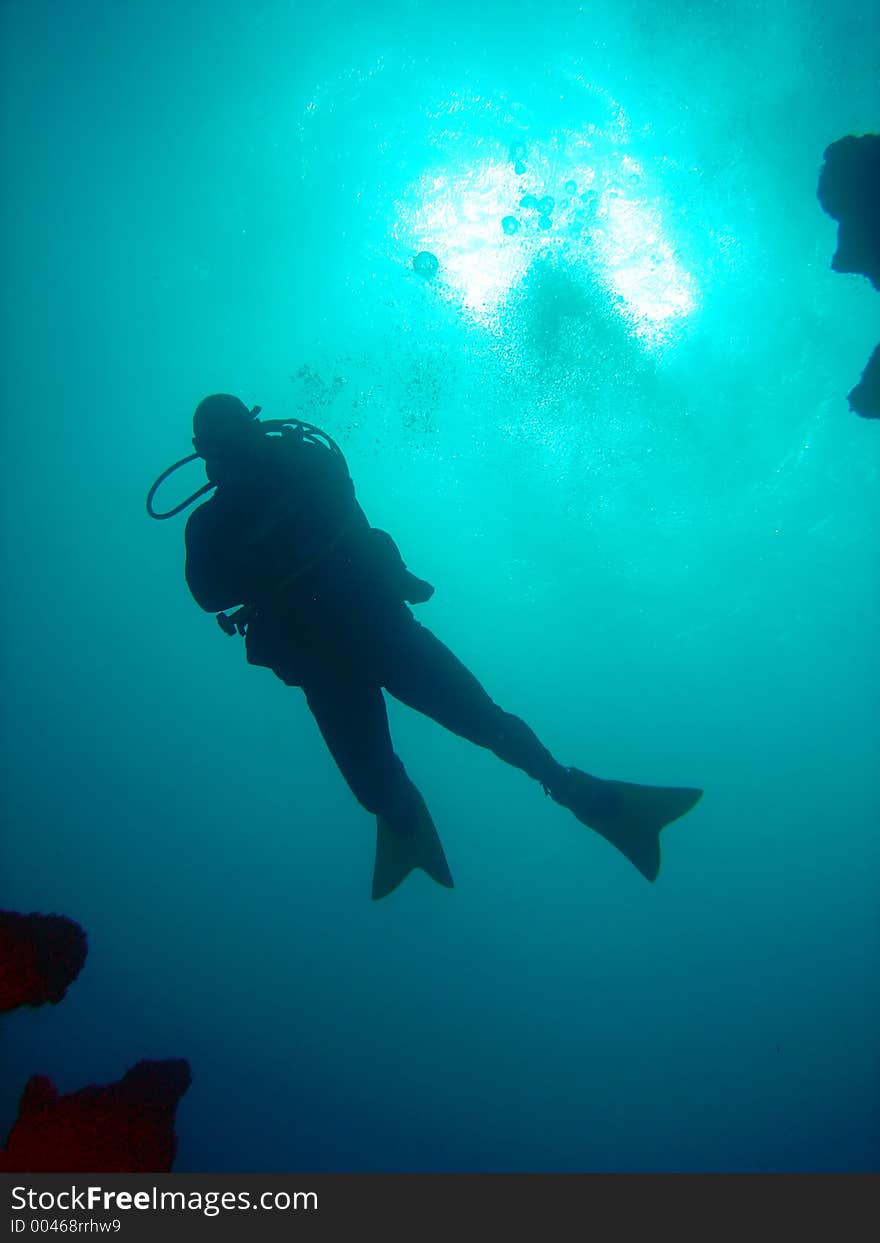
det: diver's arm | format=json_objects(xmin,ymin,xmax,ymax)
[
  {"xmin": 367, "ymin": 528, "xmax": 435, "ymax": 603},
  {"xmin": 184, "ymin": 509, "xmax": 243, "ymax": 613},
  {"xmin": 276, "ymin": 439, "xmax": 434, "ymax": 601}
]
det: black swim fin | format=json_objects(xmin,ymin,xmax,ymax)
[
  {"xmin": 372, "ymin": 782, "xmax": 454, "ymax": 900},
  {"xmin": 550, "ymin": 767, "xmax": 702, "ymax": 882}
]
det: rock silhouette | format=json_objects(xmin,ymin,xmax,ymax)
[
  {"xmin": 0, "ymin": 1060, "xmax": 192, "ymax": 1173},
  {"xmin": 0, "ymin": 910, "xmax": 87, "ymax": 1013}
]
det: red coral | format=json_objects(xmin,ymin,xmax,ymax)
[
  {"xmin": 0, "ymin": 911, "xmax": 87, "ymax": 1012},
  {"xmin": 0, "ymin": 1060, "xmax": 192, "ymax": 1173}
]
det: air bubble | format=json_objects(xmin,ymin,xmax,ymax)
[{"xmin": 412, "ymin": 251, "xmax": 439, "ymax": 278}]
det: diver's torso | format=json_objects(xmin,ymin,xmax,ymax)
[
  {"xmin": 213, "ymin": 435, "xmax": 367, "ymax": 600},
  {"xmin": 189, "ymin": 434, "xmax": 411, "ymax": 683}
]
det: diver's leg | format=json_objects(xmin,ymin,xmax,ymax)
[
  {"xmin": 301, "ymin": 674, "xmax": 406, "ymax": 817},
  {"xmin": 381, "ymin": 617, "xmax": 702, "ymax": 881},
  {"xmin": 301, "ymin": 670, "xmax": 454, "ymax": 896},
  {"xmin": 381, "ymin": 617, "xmax": 568, "ymax": 790}
]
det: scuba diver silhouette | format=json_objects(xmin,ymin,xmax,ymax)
[{"xmin": 148, "ymin": 394, "xmax": 702, "ymax": 899}]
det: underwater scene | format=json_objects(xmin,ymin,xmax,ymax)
[{"xmin": 1, "ymin": 0, "xmax": 878, "ymax": 1173}]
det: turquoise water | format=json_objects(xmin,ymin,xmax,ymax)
[{"xmin": 1, "ymin": 0, "xmax": 878, "ymax": 1172}]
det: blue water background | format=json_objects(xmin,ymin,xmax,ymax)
[{"xmin": 1, "ymin": 0, "xmax": 878, "ymax": 1171}]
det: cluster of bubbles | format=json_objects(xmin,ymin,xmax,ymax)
[
  {"xmin": 397, "ymin": 92, "xmax": 694, "ymax": 348},
  {"xmin": 499, "ymin": 143, "xmax": 604, "ymax": 242},
  {"xmin": 410, "ymin": 141, "xmax": 611, "ymax": 282}
]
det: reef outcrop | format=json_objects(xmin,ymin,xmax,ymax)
[
  {"xmin": 0, "ymin": 910, "xmax": 87, "ymax": 1012},
  {"xmin": 0, "ymin": 1060, "xmax": 192, "ymax": 1173}
]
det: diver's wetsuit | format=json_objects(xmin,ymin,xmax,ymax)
[{"xmin": 184, "ymin": 430, "xmax": 567, "ymax": 821}]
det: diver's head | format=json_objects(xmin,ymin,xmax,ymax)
[
  {"xmin": 192, "ymin": 394, "xmax": 263, "ymax": 484},
  {"xmin": 818, "ymin": 134, "xmax": 880, "ymax": 290}
]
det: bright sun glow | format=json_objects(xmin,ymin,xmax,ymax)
[{"xmin": 394, "ymin": 127, "xmax": 697, "ymax": 347}]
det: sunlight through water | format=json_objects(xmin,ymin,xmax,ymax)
[{"xmin": 394, "ymin": 108, "xmax": 698, "ymax": 349}]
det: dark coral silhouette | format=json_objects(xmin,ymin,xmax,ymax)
[
  {"xmin": 0, "ymin": 910, "xmax": 87, "ymax": 1012},
  {"xmin": 0, "ymin": 1060, "xmax": 192, "ymax": 1173},
  {"xmin": 817, "ymin": 133, "xmax": 880, "ymax": 420},
  {"xmin": 847, "ymin": 344, "xmax": 880, "ymax": 421},
  {"xmin": 2, "ymin": 910, "xmax": 191, "ymax": 1171}
]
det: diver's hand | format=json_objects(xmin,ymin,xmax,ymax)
[{"xmin": 403, "ymin": 572, "xmax": 435, "ymax": 604}]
